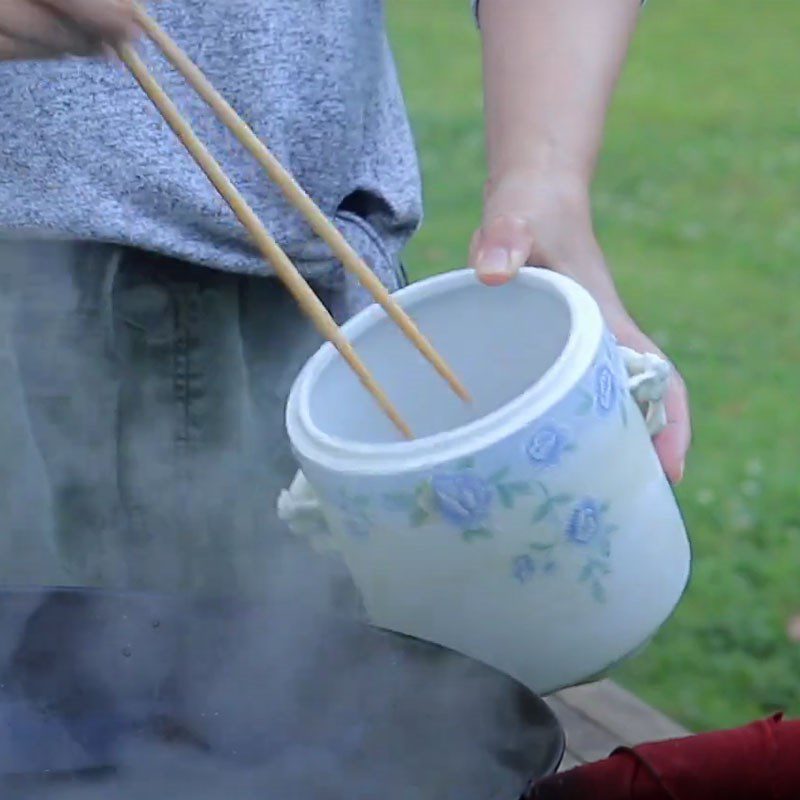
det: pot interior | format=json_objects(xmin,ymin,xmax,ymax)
[{"xmin": 308, "ymin": 278, "xmax": 572, "ymax": 444}]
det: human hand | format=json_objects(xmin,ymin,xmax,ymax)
[
  {"xmin": 469, "ymin": 170, "xmax": 691, "ymax": 483},
  {"xmin": 0, "ymin": 0, "xmax": 137, "ymax": 60}
]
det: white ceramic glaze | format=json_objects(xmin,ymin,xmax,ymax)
[{"xmin": 284, "ymin": 269, "xmax": 691, "ymax": 695}]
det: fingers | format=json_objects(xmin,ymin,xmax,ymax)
[
  {"xmin": 653, "ymin": 370, "xmax": 692, "ymax": 484},
  {"xmin": 38, "ymin": 0, "xmax": 136, "ymax": 40},
  {"xmin": 0, "ymin": 0, "xmax": 137, "ymax": 60},
  {"xmin": 609, "ymin": 320, "xmax": 692, "ymax": 484},
  {"xmin": 0, "ymin": 29, "xmax": 54, "ymax": 58},
  {"xmin": 469, "ymin": 215, "xmax": 535, "ymax": 286},
  {"xmin": 0, "ymin": 0, "xmax": 97, "ymax": 56}
]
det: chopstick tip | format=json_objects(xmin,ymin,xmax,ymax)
[{"xmin": 455, "ymin": 385, "xmax": 473, "ymax": 404}]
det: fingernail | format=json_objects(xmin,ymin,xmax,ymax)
[
  {"xmin": 478, "ymin": 247, "xmax": 512, "ymax": 279},
  {"xmin": 677, "ymin": 460, "xmax": 685, "ymax": 482}
]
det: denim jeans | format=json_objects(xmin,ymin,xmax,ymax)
[{"xmin": 0, "ymin": 240, "xmax": 353, "ymax": 598}]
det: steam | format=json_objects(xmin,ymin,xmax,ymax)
[
  {"xmin": 0, "ymin": 585, "xmax": 544, "ymax": 799},
  {"xmin": 0, "ymin": 240, "xmax": 549, "ymax": 799}
]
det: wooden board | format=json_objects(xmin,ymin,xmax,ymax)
[{"xmin": 548, "ymin": 680, "xmax": 689, "ymax": 769}]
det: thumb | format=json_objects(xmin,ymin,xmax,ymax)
[{"xmin": 469, "ymin": 215, "xmax": 535, "ymax": 286}]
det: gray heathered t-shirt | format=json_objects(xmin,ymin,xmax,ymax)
[{"xmin": 0, "ymin": 0, "xmax": 423, "ymax": 303}]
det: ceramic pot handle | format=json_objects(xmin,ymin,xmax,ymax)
[
  {"xmin": 276, "ymin": 471, "xmax": 333, "ymax": 550},
  {"xmin": 618, "ymin": 345, "xmax": 671, "ymax": 436}
]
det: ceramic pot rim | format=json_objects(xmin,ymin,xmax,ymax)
[{"xmin": 286, "ymin": 268, "xmax": 605, "ymax": 475}]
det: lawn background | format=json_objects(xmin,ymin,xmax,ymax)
[{"xmin": 388, "ymin": 0, "xmax": 800, "ymax": 732}]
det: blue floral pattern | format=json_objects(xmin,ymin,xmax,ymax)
[
  {"xmin": 594, "ymin": 365, "xmax": 618, "ymax": 416},
  {"xmin": 512, "ymin": 555, "xmax": 536, "ymax": 584},
  {"xmin": 567, "ymin": 332, "xmax": 630, "ymax": 427},
  {"xmin": 525, "ymin": 423, "xmax": 573, "ymax": 470},
  {"xmin": 319, "ymin": 328, "xmax": 632, "ymax": 602},
  {"xmin": 383, "ymin": 459, "xmax": 531, "ymax": 542},
  {"xmin": 567, "ymin": 498, "xmax": 605, "ymax": 544},
  {"xmin": 509, "ymin": 489, "xmax": 618, "ymax": 602},
  {"xmin": 431, "ymin": 472, "xmax": 493, "ymax": 529}
]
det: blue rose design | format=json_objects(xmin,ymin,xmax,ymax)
[
  {"xmin": 595, "ymin": 364, "xmax": 618, "ymax": 415},
  {"xmin": 566, "ymin": 498, "xmax": 603, "ymax": 545},
  {"xmin": 526, "ymin": 423, "xmax": 570, "ymax": 469},
  {"xmin": 431, "ymin": 471, "xmax": 493, "ymax": 529},
  {"xmin": 512, "ymin": 555, "xmax": 536, "ymax": 584}
]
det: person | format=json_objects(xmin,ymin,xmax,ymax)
[
  {"xmin": 0, "ymin": 0, "xmax": 689, "ymax": 596},
  {"xmin": 469, "ymin": 0, "xmax": 690, "ymax": 486}
]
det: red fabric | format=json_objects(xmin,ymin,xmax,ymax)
[{"xmin": 526, "ymin": 714, "xmax": 800, "ymax": 800}]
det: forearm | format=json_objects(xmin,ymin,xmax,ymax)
[{"xmin": 479, "ymin": 0, "xmax": 641, "ymax": 188}]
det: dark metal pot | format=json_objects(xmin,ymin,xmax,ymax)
[{"xmin": 0, "ymin": 587, "xmax": 563, "ymax": 799}]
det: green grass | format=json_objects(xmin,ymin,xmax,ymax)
[{"xmin": 388, "ymin": 0, "xmax": 800, "ymax": 732}]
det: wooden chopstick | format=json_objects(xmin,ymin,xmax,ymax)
[
  {"xmin": 115, "ymin": 42, "xmax": 413, "ymax": 439},
  {"xmin": 130, "ymin": 3, "xmax": 470, "ymax": 405}
]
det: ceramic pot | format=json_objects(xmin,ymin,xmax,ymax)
[{"xmin": 282, "ymin": 268, "xmax": 690, "ymax": 695}]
